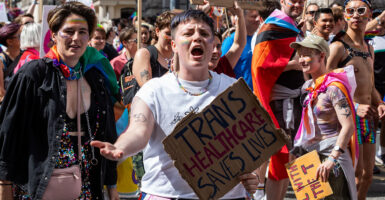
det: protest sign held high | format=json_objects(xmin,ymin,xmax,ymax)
[
  {"xmin": 286, "ymin": 151, "xmax": 334, "ymax": 200},
  {"xmin": 163, "ymin": 78, "xmax": 289, "ymax": 200}
]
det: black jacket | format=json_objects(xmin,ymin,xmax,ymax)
[{"xmin": 0, "ymin": 58, "xmax": 117, "ymax": 199}]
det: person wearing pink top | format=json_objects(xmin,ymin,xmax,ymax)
[{"xmin": 14, "ymin": 23, "xmax": 41, "ymax": 74}]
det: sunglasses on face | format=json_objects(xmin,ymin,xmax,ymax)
[
  {"xmin": 345, "ymin": 7, "xmax": 368, "ymax": 16},
  {"xmin": 128, "ymin": 39, "xmax": 137, "ymax": 43},
  {"xmin": 306, "ymin": 10, "xmax": 317, "ymax": 15}
]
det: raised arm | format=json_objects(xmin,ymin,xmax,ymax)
[
  {"xmin": 365, "ymin": 10, "xmax": 385, "ymax": 32},
  {"xmin": 91, "ymin": 97, "xmax": 155, "ymax": 160},
  {"xmin": 132, "ymin": 48, "xmax": 153, "ymax": 87},
  {"xmin": 225, "ymin": 3, "xmax": 246, "ymax": 68}
]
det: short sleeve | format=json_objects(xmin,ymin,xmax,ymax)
[
  {"xmin": 221, "ymin": 33, "xmax": 234, "ymax": 57},
  {"xmin": 135, "ymin": 79, "xmax": 157, "ymax": 118}
]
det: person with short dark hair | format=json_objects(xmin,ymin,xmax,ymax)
[
  {"xmin": 312, "ymin": 8, "xmax": 335, "ymax": 41},
  {"xmin": 0, "ymin": 23, "xmax": 22, "ymax": 99},
  {"xmin": 110, "ymin": 27, "xmax": 137, "ymax": 79},
  {"xmin": 140, "ymin": 24, "xmax": 151, "ymax": 47},
  {"xmin": 89, "ymin": 26, "xmax": 107, "ymax": 52},
  {"xmin": 0, "ymin": 2, "xmax": 119, "ymax": 199},
  {"xmin": 209, "ymin": 2, "xmax": 246, "ymax": 79},
  {"xmin": 91, "ymin": 9, "xmax": 258, "ymax": 199},
  {"xmin": 132, "ymin": 11, "xmax": 175, "ymax": 88}
]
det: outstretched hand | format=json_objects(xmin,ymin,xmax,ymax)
[{"xmin": 91, "ymin": 141, "xmax": 124, "ymax": 161}]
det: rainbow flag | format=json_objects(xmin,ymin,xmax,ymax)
[
  {"xmin": 294, "ymin": 65, "xmax": 359, "ymax": 168},
  {"xmin": 364, "ymin": 30, "xmax": 379, "ymax": 40},
  {"xmin": 251, "ymin": 9, "xmax": 300, "ymax": 181}
]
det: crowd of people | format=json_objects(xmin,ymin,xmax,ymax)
[{"xmin": 0, "ymin": 0, "xmax": 385, "ymax": 199}]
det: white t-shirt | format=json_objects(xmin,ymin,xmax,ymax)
[{"xmin": 135, "ymin": 71, "xmax": 246, "ymax": 199}]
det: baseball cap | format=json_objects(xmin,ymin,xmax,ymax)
[{"xmin": 290, "ymin": 34, "xmax": 330, "ymax": 57}]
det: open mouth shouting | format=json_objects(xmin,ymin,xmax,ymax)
[{"xmin": 191, "ymin": 45, "xmax": 204, "ymax": 60}]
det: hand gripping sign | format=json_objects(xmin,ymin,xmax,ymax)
[
  {"xmin": 163, "ymin": 78, "xmax": 289, "ymax": 200},
  {"xmin": 286, "ymin": 150, "xmax": 333, "ymax": 200}
]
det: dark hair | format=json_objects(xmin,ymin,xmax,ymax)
[
  {"xmin": 214, "ymin": 31, "xmax": 222, "ymax": 43},
  {"xmin": 314, "ymin": 8, "xmax": 333, "ymax": 22},
  {"xmin": 155, "ymin": 11, "xmax": 175, "ymax": 31},
  {"xmin": 171, "ymin": 9, "xmax": 214, "ymax": 39},
  {"xmin": 94, "ymin": 27, "xmax": 106, "ymax": 39},
  {"xmin": 344, "ymin": 0, "xmax": 372, "ymax": 9},
  {"xmin": 119, "ymin": 27, "xmax": 137, "ymax": 43},
  {"xmin": 47, "ymin": 1, "xmax": 97, "ymax": 36},
  {"xmin": 372, "ymin": 9, "xmax": 383, "ymax": 18},
  {"xmin": 0, "ymin": 23, "xmax": 21, "ymax": 46},
  {"xmin": 256, "ymin": 0, "xmax": 281, "ymax": 20}
]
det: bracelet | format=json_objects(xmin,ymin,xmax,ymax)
[
  {"xmin": 328, "ymin": 156, "xmax": 338, "ymax": 164},
  {"xmin": 376, "ymin": 17, "xmax": 382, "ymax": 25},
  {"xmin": 379, "ymin": 101, "xmax": 385, "ymax": 106}
]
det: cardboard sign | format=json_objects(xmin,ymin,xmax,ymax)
[
  {"xmin": 163, "ymin": 78, "xmax": 288, "ymax": 200},
  {"xmin": 236, "ymin": 0, "xmax": 260, "ymax": 10},
  {"xmin": 39, "ymin": 6, "xmax": 56, "ymax": 57},
  {"xmin": 208, "ymin": 0, "xmax": 234, "ymax": 8},
  {"xmin": 285, "ymin": 150, "xmax": 333, "ymax": 200},
  {"xmin": 190, "ymin": 0, "xmax": 260, "ymax": 9},
  {"xmin": 190, "ymin": 0, "xmax": 205, "ymax": 5},
  {"xmin": 0, "ymin": 3, "xmax": 8, "ymax": 23}
]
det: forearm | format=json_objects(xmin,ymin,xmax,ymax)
[
  {"xmin": 284, "ymin": 59, "xmax": 301, "ymax": 71},
  {"xmin": 0, "ymin": 180, "xmax": 13, "ymax": 199},
  {"xmin": 115, "ymin": 126, "xmax": 150, "ymax": 159},
  {"xmin": 233, "ymin": 12, "xmax": 246, "ymax": 53},
  {"xmin": 334, "ymin": 125, "xmax": 353, "ymax": 155},
  {"xmin": 27, "ymin": 1, "xmax": 37, "ymax": 14}
]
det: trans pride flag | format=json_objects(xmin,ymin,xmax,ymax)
[
  {"xmin": 251, "ymin": 9, "xmax": 300, "ymax": 128},
  {"xmin": 294, "ymin": 66, "xmax": 359, "ymax": 168},
  {"xmin": 251, "ymin": 9, "xmax": 300, "ymax": 180}
]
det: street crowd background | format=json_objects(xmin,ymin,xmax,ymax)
[{"xmin": 0, "ymin": 0, "xmax": 385, "ymax": 199}]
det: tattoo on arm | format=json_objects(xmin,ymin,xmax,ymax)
[
  {"xmin": 140, "ymin": 70, "xmax": 150, "ymax": 82},
  {"xmin": 337, "ymin": 99, "xmax": 352, "ymax": 118},
  {"xmin": 132, "ymin": 113, "xmax": 147, "ymax": 122}
]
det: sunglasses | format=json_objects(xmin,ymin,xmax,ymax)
[
  {"xmin": 345, "ymin": 7, "xmax": 368, "ymax": 16},
  {"xmin": 306, "ymin": 10, "xmax": 317, "ymax": 15},
  {"xmin": 128, "ymin": 39, "xmax": 137, "ymax": 43}
]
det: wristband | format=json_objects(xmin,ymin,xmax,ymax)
[
  {"xmin": 328, "ymin": 155, "xmax": 338, "ymax": 164},
  {"xmin": 379, "ymin": 101, "xmax": 385, "ymax": 106},
  {"xmin": 106, "ymin": 184, "xmax": 117, "ymax": 189},
  {"xmin": 376, "ymin": 17, "xmax": 382, "ymax": 25},
  {"xmin": 354, "ymin": 103, "xmax": 359, "ymax": 110}
]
